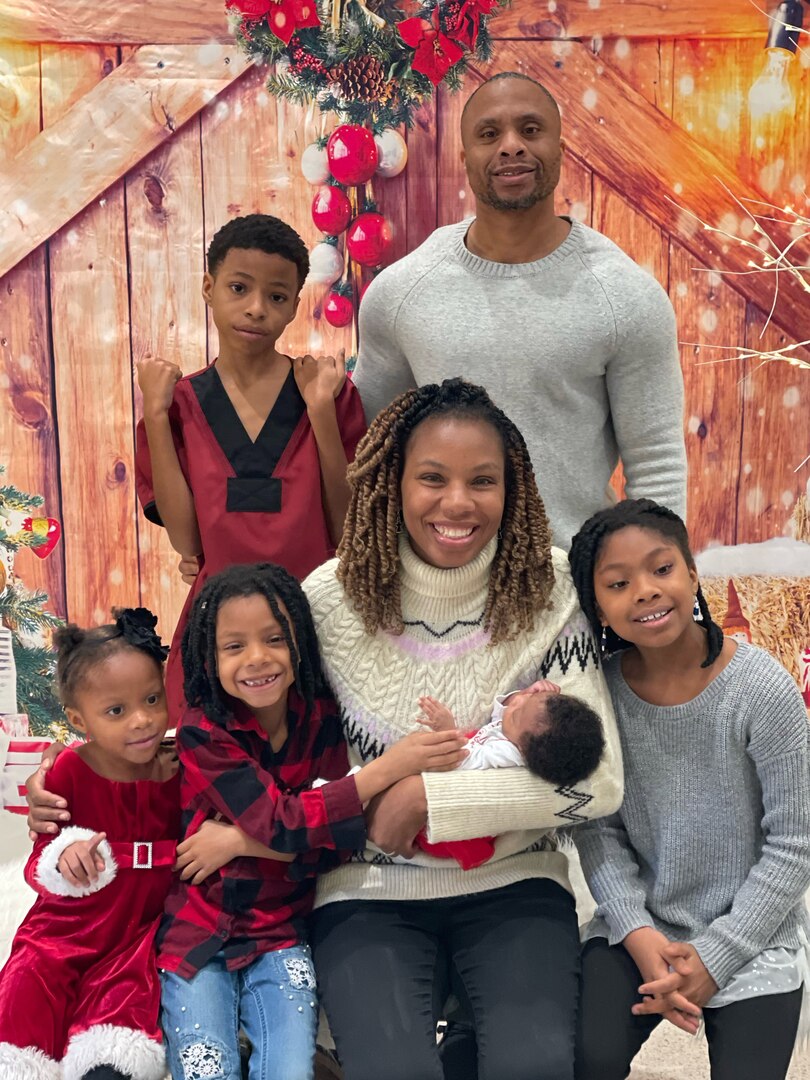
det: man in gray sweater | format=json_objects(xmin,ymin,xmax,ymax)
[{"xmin": 353, "ymin": 72, "xmax": 686, "ymax": 548}]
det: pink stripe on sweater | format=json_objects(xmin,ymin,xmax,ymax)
[{"xmin": 386, "ymin": 627, "xmax": 491, "ymax": 663}]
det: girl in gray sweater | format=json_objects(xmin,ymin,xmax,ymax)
[{"xmin": 569, "ymin": 499, "xmax": 810, "ymax": 1080}]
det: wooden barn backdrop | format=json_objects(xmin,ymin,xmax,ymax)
[{"xmin": 0, "ymin": 1, "xmax": 808, "ymax": 680}]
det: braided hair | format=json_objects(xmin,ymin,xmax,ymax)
[
  {"xmin": 337, "ymin": 378, "xmax": 555, "ymax": 644},
  {"xmin": 568, "ymin": 499, "xmax": 724, "ymax": 668},
  {"xmin": 182, "ymin": 562, "xmax": 327, "ymax": 726},
  {"xmin": 54, "ymin": 607, "xmax": 167, "ymax": 708}
]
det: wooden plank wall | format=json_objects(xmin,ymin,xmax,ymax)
[{"xmin": 0, "ymin": 30, "xmax": 808, "ymax": 644}]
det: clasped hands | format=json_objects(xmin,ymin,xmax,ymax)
[{"xmin": 624, "ymin": 926, "xmax": 717, "ymax": 1034}]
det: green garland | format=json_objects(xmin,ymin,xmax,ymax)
[{"xmin": 229, "ymin": 0, "xmax": 510, "ymax": 130}]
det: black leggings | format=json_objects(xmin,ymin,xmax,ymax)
[
  {"xmin": 310, "ymin": 878, "xmax": 581, "ymax": 1080},
  {"xmin": 575, "ymin": 936, "xmax": 803, "ymax": 1080}
]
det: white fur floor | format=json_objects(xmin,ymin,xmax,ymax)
[{"xmin": 2, "ymin": 811, "xmax": 808, "ymax": 1079}]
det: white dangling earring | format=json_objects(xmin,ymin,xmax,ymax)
[
  {"xmin": 600, "ymin": 625, "xmax": 608, "ymax": 650},
  {"xmin": 693, "ymin": 595, "xmax": 703, "ymax": 622},
  {"xmin": 395, "ymin": 511, "xmax": 403, "ymax": 534}
]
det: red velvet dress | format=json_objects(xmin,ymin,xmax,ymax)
[
  {"xmin": 0, "ymin": 750, "xmax": 180, "ymax": 1079},
  {"xmin": 135, "ymin": 364, "xmax": 366, "ymax": 723}
]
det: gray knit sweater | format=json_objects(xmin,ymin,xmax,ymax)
[
  {"xmin": 353, "ymin": 218, "xmax": 686, "ymax": 549},
  {"xmin": 575, "ymin": 643, "xmax": 810, "ymax": 989}
]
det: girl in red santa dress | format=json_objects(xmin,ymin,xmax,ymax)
[{"xmin": 0, "ymin": 608, "xmax": 180, "ymax": 1080}]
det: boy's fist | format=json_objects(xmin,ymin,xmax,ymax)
[
  {"xmin": 293, "ymin": 350, "xmax": 347, "ymax": 406},
  {"xmin": 137, "ymin": 355, "xmax": 182, "ymax": 416}
]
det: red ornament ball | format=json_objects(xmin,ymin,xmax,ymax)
[
  {"xmin": 311, "ymin": 185, "xmax": 352, "ymax": 235},
  {"xmin": 346, "ymin": 212, "xmax": 393, "ymax": 267},
  {"xmin": 326, "ymin": 125, "xmax": 379, "ymax": 186},
  {"xmin": 324, "ymin": 291, "xmax": 354, "ymax": 328}
]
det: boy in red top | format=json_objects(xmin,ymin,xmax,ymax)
[{"xmin": 135, "ymin": 214, "xmax": 366, "ymax": 722}]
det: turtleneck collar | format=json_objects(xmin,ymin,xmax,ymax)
[{"xmin": 398, "ymin": 534, "xmax": 497, "ymax": 601}]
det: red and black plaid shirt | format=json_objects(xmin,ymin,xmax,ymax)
[{"xmin": 156, "ymin": 689, "xmax": 364, "ymax": 978}]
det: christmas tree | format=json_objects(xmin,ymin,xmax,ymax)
[{"xmin": 0, "ymin": 466, "xmax": 65, "ymax": 736}]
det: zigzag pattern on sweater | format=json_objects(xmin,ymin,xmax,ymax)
[
  {"xmin": 554, "ymin": 784, "xmax": 594, "ymax": 823},
  {"xmin": 343, "ymin": 714, "xmax": 387, "ymax": 763},
  {"xmin": 538, "ymin": 629, "xmax": 600, "ymax": 679},
  {"xmin": 402, "ymin": 613, "xmax": 484, "ymax": 639}
]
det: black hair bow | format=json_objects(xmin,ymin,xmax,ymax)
[{"xmin": 115, "ymin": 607, "xmax": 169, "ymax": 663}]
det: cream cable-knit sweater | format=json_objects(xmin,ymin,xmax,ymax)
[{"xmin": 304, "ymin": 537, "xmax": 623, "ymax": 906}]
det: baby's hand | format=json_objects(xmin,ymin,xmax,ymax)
[
  {"xmin": 416, "ymin": 696, "xmax": 457, "ymax": 732},
  {"xmin": 293, "ymin": 350, "xmax": 346, "ymax": 406},
  {"xmin": 58, "ymin": 832, "xmax": 107, "ymax": 888},
  {"xmin": 137, "ymin": 355, "xmax": 182, "ymax": 417},
  {"xmin": 525, "ymin": 680, "xmax": 560, "ymax": 695}
]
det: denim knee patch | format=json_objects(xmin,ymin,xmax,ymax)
[{"xmin": 176, "ymin": 1036, "xmax": 231, "ymax": 1079}]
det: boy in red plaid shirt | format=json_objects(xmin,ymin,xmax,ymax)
[{"xmin": 155, "ymin": 563, "xmax": 465, "ymax": 1080}]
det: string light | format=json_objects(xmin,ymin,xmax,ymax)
[{"xmin": 748, "ymin": 1, "xmax": 804, "ymax": 121}]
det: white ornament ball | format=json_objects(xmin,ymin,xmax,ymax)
[
  {"xmin": 308, "ymin": 242, "xmax": 343, "ymax": 286},
  {"xmin": 374, "ymin": 129, "xmax": 408, "ymax": 178},
  {"xmin": 301, "ymin": 142, "xmax": 330, "ymax": 185}
]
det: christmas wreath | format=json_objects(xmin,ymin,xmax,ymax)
[{"xmin": 227, "ymin": 0, "xmax": 508, "ymax": 129}]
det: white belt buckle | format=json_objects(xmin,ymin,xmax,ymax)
[{"xmin": 133, "ymin": 841, "xmax": 153, "ymax": 869}]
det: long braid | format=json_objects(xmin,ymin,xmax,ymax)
[
  {"xmin": 569, "ymin": 498, "xmax": 725, "ymax": 668},
  {"xmin": 182, "ymin": 562, "xmax": 327, "ymax": 726},
  {"xmin": 337, "ymin": 378, "xmax": 555, "ymax": 644}
]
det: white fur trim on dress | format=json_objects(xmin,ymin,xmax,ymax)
[
  {"xmin": 0, "ymin": 1041, "xmax": 61, "ymax": 1080},
  {"xmin": 34, "ymin": 826, "xmax": 117, "ymax": 897},
  {"xmin": 63, "ymin": 1025, "xmax": 166, "ymax": 1080}
]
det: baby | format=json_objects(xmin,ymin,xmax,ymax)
[{"xmin": 414, "ymin": 680, "xmax": 605, "ymax": 868}]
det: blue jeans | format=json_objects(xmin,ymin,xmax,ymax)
[{"xmin": 160, "ymin": 945, "xmax": 318, "ymax": 1080}]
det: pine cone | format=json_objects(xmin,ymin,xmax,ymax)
[{"xmin": 330, "ymin": 56, "xmax": 388, "ymax": 103}]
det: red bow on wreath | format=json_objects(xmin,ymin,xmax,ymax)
[
  {"xmin": 398, "ymin": 10, "xmax": 464, "ymax": 85},
  {"xmin": 446, "ymin": 0, "xmax": 499, "ymax": 50},
  {"xmin": 229, "ymin": 0, "xmax": 320, "ymax": 44}
]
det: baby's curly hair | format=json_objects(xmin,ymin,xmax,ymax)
[
  {"xmin": 520, "ymin": 694, "xmax": 604, "ymax": 787},
  {"xmin": 206, "ymin": 214, "xmax": 309, "ymax": 290},
  {"xmin": 337, "ymin": 378, "xmax": 555, "ymax": 644}
]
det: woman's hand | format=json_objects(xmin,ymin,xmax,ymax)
[
  {"xmin": 26, "ymin": 743, "xmax": 68, "ymax": 839},
  {"xmin": 636, "ymin": 941, "xmax": 718, "ymax": 1011},
  {"xmin": 366, "ymin": 775, "xmax": 428, "ymax": 858},
  {"xmin": 58, "ymin": 832, "xmax": 107, "ymax": 888}
]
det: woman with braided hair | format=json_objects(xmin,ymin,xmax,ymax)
[
  {"xmin": 568, "ymin": 499, "xmax": 810, "ymax": 1080},
  {"xmin": 302, "ymin": 378, "xmax": 623, "ymax": 1080}
]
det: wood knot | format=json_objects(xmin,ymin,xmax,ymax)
[
  {"xmin": 112, "ymin": 460, "xmax": 127, "ymax": 484},
  {"xmin": 697, "ymin": 421, "xmax": 708, "ymax": 440},
  {"xmin": 144, "ymin": 174, "xmax": 166, "ymax": 213},
  {"xmin": 13, "ymin": 389, "xmax": 50, "ymax": 431}
]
